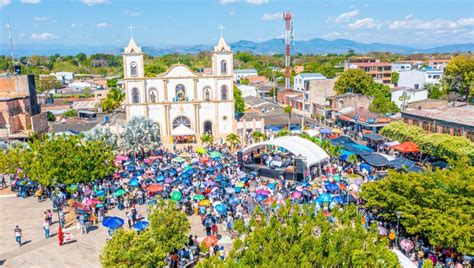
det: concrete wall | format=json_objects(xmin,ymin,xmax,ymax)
[{"xmin": 308, "ymin": 79, "xmax": 336, "ymax": 114}]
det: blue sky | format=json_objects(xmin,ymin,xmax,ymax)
[{"xmin": 0, "ymin": 0, "xmax": 473, "ymax": 48}]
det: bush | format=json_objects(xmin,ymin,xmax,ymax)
[
  {"xmin": 46, "ymin": 111, "xmax": 56, "ymax": 121},
  {"xmin": 62, "ymin": 109, "xmax": 78, "ymax": 118}
]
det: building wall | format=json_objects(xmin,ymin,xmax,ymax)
[
  {"xmin": 398, "ymin": 70, "xmax": 427, "ymax": 89},
  {"xmin": 308, "ymin": 79, "xmax": 336, "ymax": 115},
  {"xmin": 391, "ymin": 89, "xmax": 428, "ymax": 108},
  {"xmin": 330, "ymin": 94, "xmax": 373, "ymax": 111},
  {"xmin": 392, "ymin": 63, "xmax": 412, "ymax": 72}
]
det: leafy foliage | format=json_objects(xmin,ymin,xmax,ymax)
[
  {"xmin": 36, "ymin": 75, "xmax": 64, "ymax": 93},
  {"xmin": 21, "ymin": 135, "xmax": 114, "ymax": 186},
  {"xmin": 369, "ymin": 95, "xmax": 400, "ymax": 114},
  {"xmin": 361, "ymin": 163, "xmax": 474, "ymax": 253},
  {"xmin": 251, "ymin": 131, "xmax": 266, "ymax": 142},
  {"xmin": 391, "ymin": 72, "xmax": 400, "ymax": 84},
  {"xmin": 46, "ymin": 111, "xmax": 56, "ymax": 122},
  {"xmin": 84, "ymin": 126, "xmax": 118, "ymax": 151},
  {"xmin": 233, "ymin": 86, "xmax": 245, "ymax": 114},
  {"xmin": 442, "ymin": 55, "xmax": 474, "ymax": 101},
  {"xmin": 62, "ymin": 109, "xmax": 78, "ymax": 118},
  {"xmin": 334, "ymin": 69, "xmax": 374, "ymax": 95},
  {"xmin": 198, "ymin": 205, "xmax": 399, "ymax": 267},
  {"xmin": 425, "ymin": 83, "xmax": 445, "ymax": 99},
  {"xmin": 120, "ymin": 116, "xmax": 161, "ymax": 156},
  {"xmin": 380, "ymin": 121, "xmax": 474, "ymax": 164},
  {"xmin": 101, "ymin": 88, "xmax": 125, "ymax": 112},
  {"xmin": 101, "ymin": 199, "xmax": 190, "ymax": 267},
  {"xmin": 201, "ymin": 133, "xmax": 214, "ymax": 146},
  {"xmin": 225, "ymin": 133, "xmax": 241, "ymax": 148}
]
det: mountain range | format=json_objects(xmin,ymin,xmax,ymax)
[{"xmin": 1, "ymin": 38, "xmax": 472, "ymax": 56}]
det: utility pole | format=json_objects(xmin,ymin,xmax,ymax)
[
  {"xmin": 282, "ymin": 11, "xmax": 293, "ymax": 90},
  {"xmin": 6, "ymin": 22, "xmax": 15, "ymax": 74}
]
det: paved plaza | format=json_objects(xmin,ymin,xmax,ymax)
[{"xmin": 0, "ymin": 193, "xmax": 232, "ymax": 267}]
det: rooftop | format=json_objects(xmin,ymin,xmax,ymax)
[
  {"xmin": 403, "ymin": 104, "xmax": 474, "ymax": 127},
  {"xmin": 352, "ymin": 62, "xmax": 391, "ymax": 67},
  {"xmin": 234, "ymin": 69, "xmax": 257, "ymax": 74},
  {"xmin": 297, "ymin": 73, "xmax": 325, "ymax": 79}
]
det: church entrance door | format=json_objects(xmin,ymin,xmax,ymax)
[{"xmin": 203, "ymin": 121, "xmax": 212, "ymax": 135}]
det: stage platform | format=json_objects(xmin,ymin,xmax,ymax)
[{"xmin": 244, "ymin": 164, "xmax": 303, "ymax": 180}]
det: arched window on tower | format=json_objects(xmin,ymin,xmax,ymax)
[
  {"xmin": 132, "ymin": 88, "xmax": 140, "ymax": 103},
  {"xmin": 221, "ymin": 85, "xmax": 228, "ymax": 101},
  {"xmin": 175, "ymin": 84, "xmax": 186, "ymax": 102},
  {"xmin": 204, "ymin": 87, "xmax": 211, "ymax": 101},
  {"xmin": 221, "ymin": 60, "xmax": 227, "ymax": 75},
  {"xmin": 149, "ymin": 88, "xmax": 158, "ymax": 103},
  {"xmin": 130, "ymin": 62, "xmax": 138, "ymax": 77}
]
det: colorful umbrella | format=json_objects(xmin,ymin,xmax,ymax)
[
  {"xmin": 203, "ymin": 235, "xmax": 218, "ymax": 248},
  {"xmin": 102, "ymin": 216, "xmax": 124, "ymax": 229},
  {"xmin": 170, "ymin": 191, "xmax": 182, "ymax": 201},
  {"xmin": 196, "ymin": 147, "xmax": 207, "ymax": 154},
  {"xmin": 113, "ymin": 189, "xmax": 126, "ymax": 197},
  {"xmin": 199, "ymin": 199, "xmax": 210, "ymax": 206},
  {"xmin": 133, "ymin": 221, "xmax": 149, "ymax": 231},
  {"xmin": 193, "ymin": 194, "xmax": 205, "ymax": 201},
  {"xmin": 129, "ymin": 179, "xmax": 139, "ymax": 187},
  {"xmin": 325, "ymin": 183, "xmax": 339, "ymax": 192},
  {"xmin": 236, "ymin": 182, "xmax": 245, "ymax": 188},
  {"xmin": 331, "ymin": 195, "xmax": 344, "ymax": 204},
  {"xmin": 147, "ymin": 184, "xmax": 164, "ymax": 193},
  {"xmin": 172, "ymin": 157, "xmax": 186, "ymax": 163},
  {"xmin": 291, "ymin": 191, "xmax": 302, "ymax": 199},
  {"xmin": 318, "ymin": 193, "xmax": 332, "ymax": 203},
  {"xmin": 215, "ymin": 204, "xmax": 226, "ymax": 214},
  {"xmin": 333, "ymin": 175, "xmax": 342, "ymax": 182},
  {"xmin": 256, "ymin": 189, "xmax": 270, "ymax": 196},
  {"xmin": 210, "ymin": 151, "xmax": 222, "ymax": 159},
  {"xmin": 94, "ymin": 190, "xmax": 105, "ymax": 197}
]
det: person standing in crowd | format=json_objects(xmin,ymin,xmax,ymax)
[
  {"xmin": 58, "ymin": 226, "xmax": 63, "ymax": 246},
  {"xmin": 14, "ymin": 225, "xmax": 22, "ymax": 247},
  {"xmin": 43, "ymin": 220, "xmax": 50, "ymax": 239}
]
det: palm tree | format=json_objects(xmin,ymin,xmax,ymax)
[
  {"xmin": 284, "ymin": 105, "xmax": 293, "ymax": 131},
  {"xmin": 101, "ymin": 88, "xmax": 125, "ymax": 112},
  {"xmin": 201, "ymin": 133, "xmax": 214, "ymax": 146},
  {"xmin": 346, "ymin": 154, "xmax": 358, "ymax": 165},
  {"xmin": 84, "ymin": 126, "xmax": 118, "ymax": 150},
  {"xmin": 120, "ymin": 116, "xmax": 161, "ymax": 156},
  {"xmin": 328, "ymin": 145, "xmax": 342, "ymax": 157},
  {"xmin": 276, "ymin": 129, "xmax": 289, "ymax": 137},
  {"xmin": 251, "ymin": 131, "xmax": 266, "ymax": 142},
  {"xmin": 226, "ymin": 133, "xmax": 241, "ymax": 149}
]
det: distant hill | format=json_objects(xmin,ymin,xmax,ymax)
[{"xmin": 1, "ymin": 38, "xmax": 473, "ymax": 56}]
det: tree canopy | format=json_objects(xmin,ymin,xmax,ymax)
[
  {"xmin": 198, "ymin": 205, "xmax": 399, "ymax": 267},
  {"xmin": 101, "ymin": 199, "xmax": 190, "ymax": 267},
  {"xmin": 233, "ymin": 86, "xmax": 245, "ymax": 114},
  {"xmin": 442, "ymin": 55, "xmax": 474, "ymax": 101},
  {"xmin": 334, "ymin": 69, "xmax": 374, "ymax": 95},
  {"xmin": 361, "ymin": 163, "xmax": 474, "ymax": 253}
]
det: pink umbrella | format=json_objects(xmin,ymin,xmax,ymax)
[
  {"xmin": 256, "ymin": 189, "xmax": 270, "ymax": 196},
  {"xmin": 144, "ymin": 158, "xmax": 152, "ymax": 164},
  {"xmin": 116, "ymin": 155, "xmax": 129, "ymax": 161},
  {"xmin": 291, "ymin": 191, "xmax": 302, "ymax": 199}
]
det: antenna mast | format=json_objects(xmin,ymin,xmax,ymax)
[
  {"xmin": 283, "ymin": 11, "xmax": 293, "ymax": 90},
  {"xmin": 6, "ymin": 22, "xmax": 15, "ymax": 74}
]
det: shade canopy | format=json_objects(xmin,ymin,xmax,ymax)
[
  {"xmin": 242, "ymin": 136, "xmax": 329, "ymax": 166},
  {"xmin": 171, "ymin": 124, "xmax": 195, "ymax": 136},
  {"xmin": 363, "ymin": 133, "xmax": 384, "ymax": 141},
  {"xmin": 391, "ymin": 141, "xmax": 419, "ymax": 153},
  {"xmin": 330, "ymin": 135, "xmax": 373, "ymax": 156},
  {"xmin": 389, "ymin": 156, "xmax": 425, "ymax": 173},
  {"xmin": 359, "ymin": 153, "xmax": 390, "ymax": 167}
]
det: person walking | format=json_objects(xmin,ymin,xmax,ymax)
[
  {"xmin": 14, "ymin": 225, "xmax": 22, "ymax": 247},
  {"xmin": 126, "ymin": 211, "xmax": 132, "ymax": 228},
  {"xmin": 43, "ymin": 220, "xmax": 50, "ymax": 239},
  {"xmin": 58, "ymin": 226, "xmax": 63, "ymax": 246}
]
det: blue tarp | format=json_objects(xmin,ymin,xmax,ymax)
[
  {"xmin": 330, "ymin": 136, "xmax": 373, "ymax": 156},
  {"xmin": 390, "ymin": 157, "xmax": 425, "ymax": 173},
  {"xmin": 359, "ymin": 153, "xmax": 390, "ymax": 167},
  {"xmin": 339, "ymin": 149, "xmax": 355, "ymax": 161}
]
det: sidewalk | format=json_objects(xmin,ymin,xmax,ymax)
[{"xmin": 392, "ymin": 249, "xmax": 416, "ymax": 268}]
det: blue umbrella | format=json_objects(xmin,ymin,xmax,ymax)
[
  {"xmin": 331, "ymin": 195, "xmax": 344, "ymax": 204},
  {"xmin": 215, "ymin": 204, "xmax": 226, "ymax": 214},
  {"xmin": 325, "ymin": 183, "xmax": 339, "ymax": 192},
  {"xmin": 320, "ymin": 128, "xmax": 332, "ymax": 134},
  {"xmin": 267, "ymin": 182, "xmax": 277, "ymax": 190},
  {"xmin": 133, "ymin": 221, "xmax": 149, "ymax": 231},
  {"xmin": 129, "ymin": 179, "xmax": 139, "ymax": 187},
  {"xmin": 94, "ymin": 190, "xmax": 105, "ymax": 197},
  {"xmin": 229, "ymin": 196, "xmax": 240, "ymax": 206},
  {"xmin": 318, "ymin": 193, "xmax": 332, "ymax": 203},
  {"xmin": 156, "ymin": 175, "xmax": 166, "ymax": 182},
  {"xmin": 102, "ymin": 216, "xmax": 124, "ymax": 229},
  {"xmin": 234, "ymin": 187, "xmax": 242, "ymax": 193},
  {"xmin": 255, "ymin": 194, "xmax": 266, "ymax": 202}
]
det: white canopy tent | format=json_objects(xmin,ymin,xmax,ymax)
[
  {"xmin": 242, "ymin": 136, "xmax": 329, "ymax": 166},
  {"xmin": 171, "ymin": 124, "xmax": 195, "ymax": 136}
]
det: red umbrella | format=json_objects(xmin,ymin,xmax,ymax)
[
  {"xmin": 391, "ymin": 141, "xmax": 419, "ymax": 153},
  {"xmin": 147, "ymin": 184, "xmax": 164, "ymax": 193},
  {"xmin": 200, "ymin": 157, "xmax": 209, "ymax": 163},
  {"xmin": 203, "ymin": 235, "xmax": 218, "ymax": 248}
]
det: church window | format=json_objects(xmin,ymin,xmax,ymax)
[
  {"xmin": 221, "ymin": 60, "xmax": 227, "ymax": 74},
  {"xmin": 173, "ymin": 116, "xmax": 191, "ymax": 129},
  {"xmin": 204, "ymin": 87, "xmax": 211, "ymax": 101},
  {"xmin": 132, "ymin": 88, "xmax": 140, "ymax": 103},
  {"xmin": 176, "ymin": 84, "xmax": 186, "ymax": 102},
  {"xmin": 130, "ymin": 62, "xmax": 138, "ymax": 77},
  {"xmin": 221, "ymin": 85, "xmax": 228, "ymax": 100},
  {"xmin": 149, "ymin": 88, "xmax": 158, "ymax": 103}
]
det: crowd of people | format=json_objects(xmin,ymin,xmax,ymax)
[{"xmin": 2, "ymin": 135, "xmax": 471, "ymax": 267}]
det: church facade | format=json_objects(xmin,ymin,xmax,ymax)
[{"xmin": 122, "ymin": 37, "xmax": 235, "ymax": 144}]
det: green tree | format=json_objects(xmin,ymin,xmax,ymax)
[
  {"xmin": 284, "ymin": 105, "xmax": 292, "ymax": 130},
  {"xmin": 391, "ymin": 72, "xmax": 400, "ymax": 85},
  {"xmin": 0, "ymin": 146, "xmax": 26, "ymax": 174},
  {"xmin": 75, "ymin": 52, "xmax": 87, "ymax": 64},
  {"xmin": 101, "ymin": 199, "xmax": 190, "ymax": 267},
  {"xmin": 369, "ymin": 95, "xmax": 400, "ymax": 114},
  {"xmin": 443, "ymin": 55, "xmax": 474, "ymax": 101},
  {"xmin": 106, "ymin": 78, "xmax": 118, "ymax": 88},
  {"xmin": 334, "ymin": 69, "xmax": 374, "ymax": 95},
  {"xmin": 240, "ymin": 78, "xmax": 249, "ymax": 85},
  {"xmin": 276, "ymin": 129, "xmax": 289, "ymax": 137},
  {"xmin": 251, "ymin": 131, "xmax": 266, "ymax": 142},
  {"xmin": 316, "ymin": 63, "xmax": 337, "ymax": 77},
  {"xmin": 233, "ymin": 86, "xmax": 245, "ymax": 114},
  {"xmin": 120, "ymin": 116, "xmax": 161, "ymax": 156},
  {"xmin": 226, "ymin": 133, "xmax": 241, "ymax": 149},
  {"xmin": 198, "ymin": 205, "xmax": 399, "ymax": 267},
  {"xmin": 23, "ymin": 135, "xmax": 114, "ymax": 186},
  {"xmin": 36, "ymin": 75, "xmax": 63, "ymax": 93},
  {"xmin": 84, "ymin": 126, "xmax": 118, "ymax": 151},
  {"xmin": 200, "ymin": 133, "xmax": 214, "ymax": 146},
  {"xmin": 62, "ymin": 109, "xmax": 78, "ymax": 118},
  {"xmin": 46, "ymin": 111, "xmax": 56, "ymax": 122},
  {"xmin": 101, "ymin": 88, "xmax": 125, "ymax": 112},
  {"xmin": 361, "ymin": 163, "xmax": 474, "ymax": 253},
  {"xmin": 425, "ymin": 83, "xmax": 444, "ymax": 99}
]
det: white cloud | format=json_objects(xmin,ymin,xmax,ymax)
[
  {"xmin": 335, "ymin": 10, "xmax": 359, "ymax": 23},
  {"xmin": 261, "ymin": 12, "xmax": 281, "ymax": 21},
  {"xmin": 31, "ymin": 32, "xmax": 58, "ymax": 40},
  {"xmin": 229, "ymin": 8, "xmax": 236, "ymax": 16},
  {"xmin": 323, "ymin": 32, "xmax": 342, "ymax": 39},
  {"xmin": 0, "ymin": 0, "xmax": 11, "ymax": 8},
  {"xmin": 348, "ymin": 18, "xmax": 378, "ymax": 30},
  {"xmin": 389, "ymin": 16, "xmax": 473, "ymax": 30},
  {"xmin": 21, "ymin": 0, "xmax": 41, "ymax": 3},
  {"xmin": 19, "ymin": 33, "xmax": 26, "ymax": 39},
  {"xmin": 124, "ymin": 10, "xmax": 140, "ymax": 16},
  {"xmin": 96, "ymin": 22, "xmax": 110, "ymax": 28},
  {"xmin": 81, "ymin": 0, "xmax": 110, "ymax": 6},
  {"xmin": 219, "ymin": 0, "xmax": 268, "ymax": 5}
]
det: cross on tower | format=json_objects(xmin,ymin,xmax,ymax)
[
  {"xmin": 128, "ymin": 24, "xmax": 136, "ymax": 38},
  {"xmin": 218, "ymin": 24, "xmax": 225, "ymax": 38}
]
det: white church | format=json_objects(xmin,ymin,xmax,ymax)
[{"xmin": 122, "ymin": 36, "xmax": 236, "ymax": 144}]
